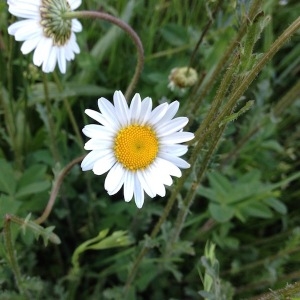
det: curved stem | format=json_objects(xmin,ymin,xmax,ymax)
[
  {"xmin": 65, "ymin": 10, "xmax": 144, "ymax": 100},
  {"xmin": 34, "ymin": 155, "xmax": 85, "ymax": 225}
]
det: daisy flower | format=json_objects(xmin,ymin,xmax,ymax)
[
  {"xmin": 7, "ymin": 0, "xmax": 82, "ymax": 73},
  {"xmin": 81, "ymin": 91, "xmax": 194, "ymax": 208}
]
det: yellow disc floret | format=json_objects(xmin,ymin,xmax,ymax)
[{"xmin": 114, "ymin": 124, "xmax": 159, "ymax": 171}]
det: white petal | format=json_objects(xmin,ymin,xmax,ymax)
[
  {"xmin": 155, "ymin": 157, "xmax": 182, "ymax": 177},
  {"xmin": 160, "ymin": 144, "xmax": 188, "ymax": 156},
  {"xmin": 84, "ymin": 138, "xmax": 113, "ymax": 150},
  {"xmin": 8, "ymin": 0, "xmax": 39, "ymax": 6},
  {"xmin": 139, "ymin": 97, "xmax": 152, "ymax": 124},
  {"xmin": 129, "ymin": 93, "xmax": 141, "ymax": 122},
  {"xmin": 144, "ymin": 167, "xmax": 166, "ymax": 197},
  {"xmin": 42, "ymin": 47, "xmax": 58, "ymax": 73},
  {"xmin": 150, "ymin": 162, "xmax": 173, "ymax": 186},
  {"xmin": 105, "ymin": 163, "xmax": 125, "ymax": 194},
  {"xmin": 68, "ymin": 0, "xmax": 82, "ymax": 10},
  {"xmin": 14, "ymin": 21, "xmax": 42, "ymax": 41},
  {"xmin": 148, "ymin": 102, "xmax": 169, "ymax": 125},
  {"xmin": 155, "ymin": 101, "xmax": 179, "ymax": 127},
  {"xmin": 92, "ymin": 154, "xmax": 116, "ymax": 175},
  {"xmin": 85, "ymin": 109, "xmax": 117, "ymax": 131},
  {"xmin": 9, "ymin": 4, "xmax": 40, "ymax": 19},
  {"xmin": 156, "ymin": 117, "xmax": 188, "ymax": 137},
  {"xmin": 81, "ymin": 149, "xmax": 111, "ymax": 171},
  {"xmin": 159, "ymin": 153, "xmax": 190, "ymax": 169},
  {"xmin": 133, "ymin": 174, "xmax": 144, "ymax": 208},
  {"xmin": 72, "ymin": 19, "xmax": 82, "ymax": 32},
  {"xmin": 137, "ymin": 170, "xmax": 156, "ymax": 198},
  {"xmin": 124, "ymin": 171, "xmax": 134, "ymax": 202},
  {"xmin": 98, "ymin": 98, "xmax": 120, "ymax": 129},
  {"xmin": 82, "ymin": 124, "xmax": 114, "ymax": 139},
  {"xmin": 160, "ymin": 132, "xmax": 194, "ymax": 144},
  {"xmin": 57, "ymin": 47, "xmax": 66, "ymax": 73},
  {"xmin": 33, "ymin": 37, "xmax": 50, "ymax": 67},
  {"xmin": 69, "ymin": 33, "xmax": 80, "ymax": 54},
  {"xmin": 8, "ymin": 19, "xmax": 38, "ymax": 36},
  {"xmin": 113, "ymin": 91, "xmax": 129, "ymax": 126},
  {"xmin": 20, "ymin": 35, "xmax": 41, "ymax": 54}
]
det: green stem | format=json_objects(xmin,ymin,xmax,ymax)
[
  {"xmin": 174, "ymin": 129, "xmax": 224, "ymax": 244},
  {"xmin": 65, "ymin": 10, "xmax": 144, "ymax": 100},
  {"xmin": 189, "ymin": 53, "xmax": 240, "ymax": 145},
  {"xmin": 52, "ymin": 71, "xmax": 84, "ymax": 149},
  {"xmin": 221, "ymin": 79, "xmax": 300, "ymax": 167},
  {"xmin": 193, "ymin": 15, "xmax": 300, "ymax": 146},
  {"xmin": 187, "ymin": 0, "xmax": 261, "ymax": 119},
  {"xmin": 273, "ymin": 80, "xmax": 300, "ymax": 116},
  {"xmin": 34, "ymin": 155, "xmax": 85, "ymax": 225},
  {"xmin": 187, "ymin": 0, "xmax": 222, "ymax": 72},
  {"xmin": 42, "ymin": 73, "xmax": 60, "ymax": 162},
  {"xmin": 3, "ymin": 215, "xmax": 29, "ymax": 298}
]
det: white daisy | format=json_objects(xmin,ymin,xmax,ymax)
[
  {"xmin": 81, "ymin": 90, "xmax": 194, "ymax": 209},
  {"xmin": 7, "ymin": 0, "xmax": 82, "ymax": 73}
]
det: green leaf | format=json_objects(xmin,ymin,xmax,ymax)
[
  {"xmin": 246, "ymin": 201, "xmax": 273, "ymax": 219},
  {"xmin": 17, "ymin": 164, "xmax": 48, "ymax": 187},
  {"xmin": 0, "ymin": 195, "xmax": 21, "ymax": 222},
  {"xmin": 209, "ymin": 203, "xmax": 235, "ymax": 223},
  {"xmin": 264, "ymin": 198, "xmax": 287, "ymax": 214},
  {"xmin": 160, "ymin": 23, "xmax": 189, "ymax": 46},
  {"xmin": 28, "ymin": 82, "xmax": 113, "ymax": 105},
  {"xmin": 0, "ymin": 159, "xmax": 16, "ymax": 196},
  {"xmin": 71, "ymin": 229, "xmax": 132, "ymax": 274},
  {"xmin": 197, "ymin": 186, "xmax": 218, "ymax": 202},
  {"xmin": 207, "ymin": 172, "xmax": 232, "ymax": 201},
  {"xmin": 15, "ymin": 181, "xmax": 51, "ymax": 198}
]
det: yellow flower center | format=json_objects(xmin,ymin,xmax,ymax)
[{"xmin": 114, "ymin": 124, "xmax": 159, "ymax": 171}]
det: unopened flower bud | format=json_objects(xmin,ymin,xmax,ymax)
[{"xmin": 168, "ymin": 67, "xmax": 198, "ymax": 91}]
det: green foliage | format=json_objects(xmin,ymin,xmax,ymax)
[
  {"xmin": 71, "ymin": 229, "xmax": 132, "ymax": 274},
  {"xmin": 198, "ymin": 170, "xmax": 300, "ymax": 223},
  {"xmin": 1, "ymin": 0, "xmax": 300, "ymax": 299},
  {"xmin": 198, "ymin": 242, "xmax": 234, "ymax": 300}
]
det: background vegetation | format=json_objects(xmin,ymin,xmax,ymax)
[{"xmin": 0, "ymin": 0, "xmax": 300, "ymax": 299}]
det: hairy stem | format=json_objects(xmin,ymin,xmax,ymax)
[{"xmin": 4, "ymin": 215, "xmax": 29, "ymax": 298}]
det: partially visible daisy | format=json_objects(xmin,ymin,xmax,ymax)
[
  {"xmin": 81, "ymin": 90, "xmax": 194, "ymax": 208},
  {"xmin": 7, "ymin": 0, "xmax": 82, "ymax": 73}
]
